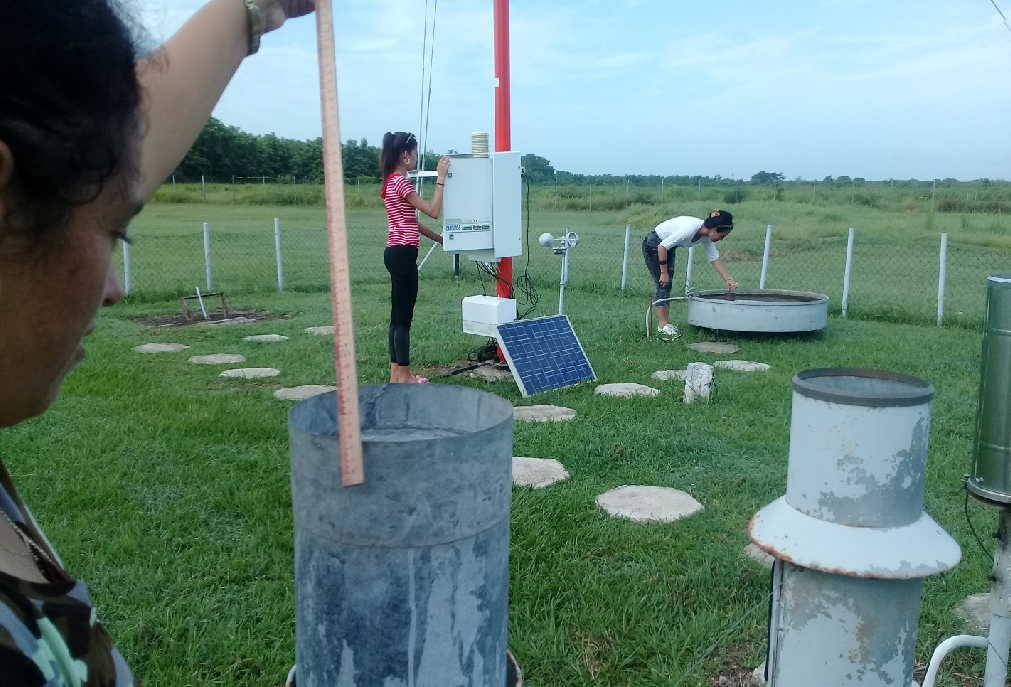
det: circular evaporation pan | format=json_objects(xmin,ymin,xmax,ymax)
[
  {"xmin": 687, "ymin": 289, "xmax": 829, "ymax": 333},
  {"xmin": 793, "ymin": 368, "xmax": 933, "ymax": 407}
]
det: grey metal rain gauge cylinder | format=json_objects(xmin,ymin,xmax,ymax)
[
  {"xmin": 289, "ymin": 385, "xmax": 514, "ymax": 687},
  {"xmin": 967, "ymin": 274, "xmax": 1011, "ymax": 504},
  {"xmin": 921, "ymin": 274, "xmax": 1011, "ymax": 687},
  {"xmin": 750, "ymin": 368, "xmax": 960, "ymax": 686}
]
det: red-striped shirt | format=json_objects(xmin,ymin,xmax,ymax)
[{"xmin": 381, "ymin": 174, "xmax": 421, "ymax": 247}]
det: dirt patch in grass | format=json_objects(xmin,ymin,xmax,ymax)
[
  {"xmin": 708, "ymin": 643, "xmax": 761, "ymax": 686},
  {"xmin": 131, "ymin": 308, "xmax": 291, "ymax": 328},
  {"xmin": 576, "ymin": 631, "xmax": 613, "ymax": 682}
]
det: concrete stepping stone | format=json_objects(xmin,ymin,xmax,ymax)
[
  {"xmin": 242, "ymin": 334, "xmax": 289, "ymax": 343},
  {"xmin": 513, "ymin": 405, "xmax": 576, "ymax": 423},
  {"xmin": 189, "ymin": 353, "xmax": 246, "ymax": 365},
  {"xmin": 133, "ymin": 343, "xmax": 190, "ymax": 354},
  {"xmin": 304, "ymin": 326, "xmax": 335, "ymax": 336},
  {"xmin": 512, "ymin": 457, "xmax": 569, "ymax": 488},
  {"xmin": 714, "ymin": 360, "xmax": 770, "ymax": 373},
  {"xmin": 688, "ymin": 341, "xmax": 739, "ymax": 354},
  {"xmin": 219, "ymin": 368, "xmax": 281, "ymax": 379},
  {"xmin": 956, "ymin": 592, "xmax": 990, "ymax": 631},
  {"xmin": 594, "ymin": 382, "xmax": 660, "ymax": 398},
  {"xmin": 596, "ymin": 485, "xmax": 703, "ymax": 523},
  {"xmin": 743, "ymin": 543, "xmax": 775, "ymax": 569},
  {"xmin": 469, "ymin": 365, "xmax": 513, "ymax": 382},
  {"xmin": 652, "ymin": 369, "xmax": 687, "ymax": 382},
  {"xmin": 274, "ymin": 385, "xmax": 336, "ymax": 401}
]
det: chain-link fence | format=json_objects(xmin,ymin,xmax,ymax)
[{"xmin": 118, "ymin": 202, "xmax": 1008, "ymax": 328}]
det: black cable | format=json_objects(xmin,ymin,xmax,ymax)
[{"xmin": 965, "ymin": 489, "xmax": 995, "ymax": 561}]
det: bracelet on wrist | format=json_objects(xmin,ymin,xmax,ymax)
[{"xmin": 243, "ymin": 0, "xmax": 266, "ymax": 56}]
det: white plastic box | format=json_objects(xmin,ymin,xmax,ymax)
[{"xmin": 462, "ymin": 295, "xmax": 517, "ymax": 337}]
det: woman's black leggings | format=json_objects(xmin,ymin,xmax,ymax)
[{"xmin": 384, "ymin": 245, "xmax": 419, "ymax": 365}]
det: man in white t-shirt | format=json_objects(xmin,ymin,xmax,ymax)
[{"xmin": 642, "ymin": 209, "xmax": 738, "ymax": 339}]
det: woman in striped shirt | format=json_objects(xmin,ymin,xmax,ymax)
[{"xmin": 379, "ymin": 132, "xmax": 450, "ymax": 383}]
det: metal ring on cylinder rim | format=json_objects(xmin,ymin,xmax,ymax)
[{"xmin": 792, "ymin": 367, "xmax": 934, "ymax": 408}]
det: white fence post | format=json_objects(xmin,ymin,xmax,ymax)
[
  {"xmin": 841, "ymin": 227, "xmax": 855, "ymax": 317},
  {"xmin": 202, "ymin": 222, "xmax": 213, "ymax": 291},
  {"xmin": 122, "ymin": 241, "xmax": 132, "ymax": 295},
  {"xmin": 685, "ymin": 246, "xmax": 695, "ymax": 293},
  {"xmin": 201, "ymin": 175, "xmax": 206, "ymax": 201},
  {"xmin": 620, "ymin": 223, "xmax": 632, "ymax": 290},
  {"xmin": 274, "ymin": 217, "xmax": 285, "ymax": 292},
  {"xmin": 937, "ymin": 232, "xmax": 948, "ymax": 327},
  {"xmin": 759, "ymin": 224, "xmax": 773, "ymax": 289}
]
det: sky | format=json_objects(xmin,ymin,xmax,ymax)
[{"xmin": 135, "ymin": 0, "xmax": 1011, "ymax": 181}]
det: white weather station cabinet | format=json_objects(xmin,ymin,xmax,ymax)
[
  {"xmin": 439, "ymin": 135, "xmax": 522, "ymax": 337},
  {"xmin": 442, "ymin": 151, "xmax": 522, "ymax": 261}
]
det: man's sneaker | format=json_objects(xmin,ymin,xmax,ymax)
[{"xmin": 658, "ymin": 323, "xmax": 681, "ymax": 340}]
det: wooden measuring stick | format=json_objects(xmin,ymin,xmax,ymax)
[{"xmin": 315, "ymin": 1, "xmax": 364, "ymax": 486}]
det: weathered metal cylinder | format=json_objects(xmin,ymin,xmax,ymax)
[
  {"xmin": 687, "ymin": 289, "xmax": 828, "ymax": 333},
  {"xmin": 751, "ymin": 368, "xmax": 960, "ymax": 686},
  {"xmin": 967, "ymin": 274, "xmax": 1011, "ymax": 505},
  {"xmin": 289, "ymin": 385, "xmax": 513, "ymax": 687}
]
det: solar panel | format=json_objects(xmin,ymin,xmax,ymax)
[{"xmin": 496, "ymin": 315, "xmax": 596, "ymax": 396}]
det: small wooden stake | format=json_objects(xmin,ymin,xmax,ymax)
[{"xmin": 315, "ymin": 1, "xmax": 364, "ymax": 486}]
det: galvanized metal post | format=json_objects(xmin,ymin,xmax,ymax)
[
  {"xmin": 289, "ymin": 385, "xmax": 513, "ymax": 687},
  {"xmin": 202, "ymin": 222, "xmax": 213, "ymax": 291},
  {"xmin": 453, "ymin": 253, "xmax": 461, "ymax": 279},
  {"xmin": 841, "ymin": 227, "xmax": 854, "ymax": 317},
  {"xmin": 751, "ymin": 368, "xmax": 960, "ymax": 687},
  {"xmin": 417, "ymin": 242, "xmax": 438, "ymax": 274},
  {"xmin": 759, "ymin": 224, "xmax": 773, "ymax": 289},
  {"xmin": 122, "ymin": 240, "xmax": 132, "ymax": 296},
  {"xmin": 685, "ymin": 246, "xmax": 695, "ymax": 294},
  {"xmin": 983, "ymin": 511, "xmax": 1011, "ymax": 687},
  {"xmin": 201, "ymin": 175, "xmax": 206, "ymax": 201},
  {"xmin": 620, "ymin": 223, "xmax": 632, "ymax": 290},
  {"xmin": 274, "ymin": 217, "xmax": 285, "ymax": 292},
  {"xmin": 558, "ymin": 242, "xmax": 570, "ymax": 316},
  {"xmin": 936, "ymin": 233, "xmax": 948, "ymax": 326}
]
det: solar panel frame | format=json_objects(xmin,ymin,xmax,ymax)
[{"xmin": 495, "ymin": 315, "xmax": 596, "ymax": 396}]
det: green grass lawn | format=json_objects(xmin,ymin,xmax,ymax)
[{"xmin": 1, "ymin": 271, "xmax": 995, "ymax": 686}]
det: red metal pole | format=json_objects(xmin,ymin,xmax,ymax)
[{"xmin": 494, "ymin": 0, "xmax": 512, "ymax": 300}]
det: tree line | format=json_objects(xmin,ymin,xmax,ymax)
[{"xmin": 172, "ymin": 118, "xmax": 998, "ymax": 188}]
